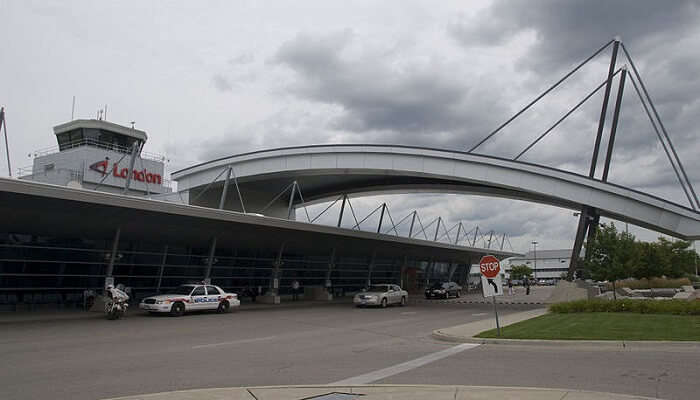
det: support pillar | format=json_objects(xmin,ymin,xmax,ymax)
[
  {"xmin": 447, "ymin": 262, "xmax": 458, "ymax": 281},
  {"xmin": 156, "ymin": 245, "xmax": 169, "ymax": 293},
  {"xmin": 105, "ymin": 226, "xmax": 121, "ymax": 287},
  {"xmin": 324, "ymin": 248, "xmax": 336, "ymax": 300},
  {"xmin": 287, "ymin": 181, "xmax": 297, "ymax": 220},
  {"xmin": 261, "ymin": 243, "xmax": 285, "ymax": 304},
  {"xmin": 408, "ymin": 211, "xmax": 417, "ymax": 238},
  {"xmin": 377, "ymin": 203, "xmax": 386, "ymax": 233},
  {"xmin": 337, "ymin": 194, "xmax": 347, "ymax": 227},
  {"xmin": 400, "ymin": 255, "xmax": 408, "ymax": 288},
  {"xmin": 433, "ymin": 217, "xmax": 442, "ymax": 241},
  {"xmin": 366, "ymin": 250, "xmax": 377, "ymax": 287},
  {"xmin": 203, "ymin": 237, "xmax": 217, "ymax": 283}
]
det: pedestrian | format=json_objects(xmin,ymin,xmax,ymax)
[
  {"xmin": 507, "ymin": 278, "xmax": 513, "ymax": 296},
  {"xmin": 525, "ymin": 277, "xmax": 531, "ymax": 295},
  {"xmin": 292, "ymin": 279, "xmax": 300, "ymax": 301}
]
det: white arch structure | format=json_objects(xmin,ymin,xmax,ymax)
[{"xmin": 173, "ymin": 145, "xmax": 700, "ymax": 240}]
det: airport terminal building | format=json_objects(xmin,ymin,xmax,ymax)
[{"xmin": 0, "ymin": 119, "xmax": 517, "ymax": 309}]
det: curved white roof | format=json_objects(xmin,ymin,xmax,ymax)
[{"xmin": 173, "ymin": 144, "xmax": 700, "ymax": 240}]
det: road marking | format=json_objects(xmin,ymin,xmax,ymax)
[
  {"xmin": 400, "ymin": 312, "xmax": 417, "ymax": 315},
  {"xmin": 329, "ymin": 343, "xmax": 480, "ymax": 385},
  {"xmin": 471, "ymin": 312, "xmax": 488, "ymax": 316},
  {"xmin": 192, "ymin": 335, "xmax": 276, "ymax": 349}
]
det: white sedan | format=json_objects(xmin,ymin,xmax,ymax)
[
  {"xmin": 140, "ymin": 284, "xmax": 240, "ymax": 316},
  {"xmin": 353, "ymin": 284, "xmax": 408, "ymax": 308}
]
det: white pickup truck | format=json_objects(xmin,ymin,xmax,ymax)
[{"xmin": 139, "ymin": 284, "xmax": 240, "ymax": 316}]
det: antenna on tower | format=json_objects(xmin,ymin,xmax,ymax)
[
  {"xmin": 104, "ymin": 104, "xmax": 107, "ymax": 121},
  {"xmin": 130, "ymin": 121, "xmax": 135, "ymax": 129},
  {"xmin": 1, "ymin": 107, "xmax": 12, "ymax": 177},
  {"xmin": 71, "ymin": 96, "xmax": 76, "ymax": 120}
]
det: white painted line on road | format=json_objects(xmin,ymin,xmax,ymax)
[
  {"xmin": 471, "ymin": 312, "xmax": 488, "ymax": 316},
  {"xmin": 400, "ymin": 312, "xmax": 417, "ymax": 315},
  {"xmin": 192, "ymin": 335, "xmax": 277, "ymax": 349},
  {"xmin": 329, "ymin": 343, "xmax": 480, "ymax": 385}
]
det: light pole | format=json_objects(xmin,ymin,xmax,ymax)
[{"xmin": 531, "ymin": 241, "xmax": 538, "ymax": 281}]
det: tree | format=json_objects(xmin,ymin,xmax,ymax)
[
  {"xmin": 584, "ymin": 223, "xmax": 639, "ymax": 299},
  {"xmin": 509, "ymin": 264, "xmax": 532, "ymax": 281}
]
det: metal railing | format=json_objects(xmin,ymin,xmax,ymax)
[{"xmin": 32, "ymin": 138, "xmax": 166, "ymax": 163}]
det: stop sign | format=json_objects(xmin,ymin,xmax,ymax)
[{"xmin": 479, "ymin": 255, "xmax": 500, "ymax": 279}]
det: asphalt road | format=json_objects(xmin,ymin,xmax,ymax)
[{"xmin": 0, "ymin": 300, "xmax": 696, "ymax": 400}]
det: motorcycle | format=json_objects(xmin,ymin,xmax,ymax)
[{"xmin": 105, "ymin": 285, "xmax": 130, "ymax": 320}]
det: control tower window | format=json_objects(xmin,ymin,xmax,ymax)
[{"xmin": 56, "ymin": 128, "xmax": 143, "ymax": 154}]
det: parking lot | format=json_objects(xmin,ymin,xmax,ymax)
[{"xmin": 1, "ymin": 299, "xmax": 697, "ymax": 400}]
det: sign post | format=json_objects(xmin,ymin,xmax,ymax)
[{"xmin": 479, "ymin": 255, "xmax": 503, "ymax": 336}]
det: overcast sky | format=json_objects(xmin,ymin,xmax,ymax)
[{"xmin": 1, "ymin": 0, "xmax": 698, "ymax": 253}]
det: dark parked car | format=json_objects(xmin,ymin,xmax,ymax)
[{"xmin": 425, "ymin": 282, "xmax": 462, "ymax": 299}]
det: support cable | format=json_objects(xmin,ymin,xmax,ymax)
[
  {"xmin": 622, "ymin": 43, "xmax": 699, "ymax": 209},
  {"xmin": 293, "ymin": 184, "xmax": 312, "ymax": 222},
  {"xmin": 383, "ymin": 206, "xmax": 400, "ymax": 236},
  {"xmin": 310, "ymin": 195, "xmax": 343, "ymax": 223},
  {"xmin": 412, "ymin": 217, "xmax": 438, "ymax": 240},
  {"xmin": 231, "ymin": 168, "xmax": 246, "ymax": 213},
  {"xmin": 352, "ymin": 203, "xmax": 384, "ymax": 230},
  {"xmin": 387, "ymin": 210, "xmax": 416, "ymax": 233},
  {"xmin": 468, "ymin": 39, "xmax": 615, "ymax": 153},
  {"xmin": 506, "ymin": 236, "xmax": 515, "ymax": 252},
  {"xmin": 259, "ymin": 182, "xmax": 295, "ymax": 213},
  {"xmin": 627, "ymin": 74, "xmax": 695, "ymax": 209},
  {"xmin": 346, "ymin": 197, "xmax": 361, "ymax": 229},
  {"xmin": 438, "ymin": 222, "xmax": 461, "ymax": 242},
  {"xmin": 413, "ymin": 213, "xmax": 429, "ymax": 240},
  {"xmin": 514, "ymin": 68, "xmax": 622, "ymax": 160}
]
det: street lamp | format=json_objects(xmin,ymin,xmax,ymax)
[{"xmin": 531, "ymin": 241, "xmax": 538, "ymax": 280}]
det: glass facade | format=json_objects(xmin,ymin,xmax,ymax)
[{"xmin": 0, "ymin": 230, "xmax": 461, "ymax": 310}]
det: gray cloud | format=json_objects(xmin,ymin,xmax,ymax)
[
  {"xmin": 273, "ymin": 30, "xmax": 508, "ymax": 147},
  {"xmin": 212, "ymin": 74, "xmax": 234, "ymax": 92}
]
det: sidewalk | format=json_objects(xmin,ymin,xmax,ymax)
[{"xmin": 104, "ymin": 384, "xmax": 663, "ymax": 400}]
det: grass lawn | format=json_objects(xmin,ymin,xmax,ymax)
[{"xmin": 476, "ymin": 312, "xmax": 700, "ymax": 341}]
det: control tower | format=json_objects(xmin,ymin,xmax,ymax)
[{"xmin": 19, "ymin": 119, "xmax": 170, "ymax": 195}]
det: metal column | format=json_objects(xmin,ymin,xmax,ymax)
[
  {"xmin": 366, "ymin": 251, "xmax": 377, "ymax": 287},
  {"xmin": 155, "ymin": 245, "xmax": 169, "ymax": 293},
  {"xmin": 601, "ymin": 67, "xmax": 628, "ymax": 182},
  {"xmin": 105, "ymin": 226, "xmax": 121, "ymax": 286},
  {"xmin": 433, "ymin": 217, "xmax": 442, "ymax": 241},
  {"xmin": 589, "ymin": 38, "xmax": 620, "ymax": 179},
  {"xmin": 569, "ymin": 38, "xmax": 620, "ymax": 277},
  {"xmin": 337, "ymin": 194, "xmax": 347, "ymax": 227},
  {"xmin": 270, "ymin": 242, "xmax": 286, "ymax": 296},
  {"xmin": 203, "ymin": 237, "xmax": 217, "ymax": 282},
  {"xmin": 377, "ymin": 203, "xmax": 386, "ymax": 233},
  {"xmin": 219, "ymin": 167, "xmax": 232, "ymax": 209},
  {"xmin": 408, "ymin": 211, "xmax": 417, "ymax": 238},
  {"xmin": 287, "ymin": 181, "xmax": 297, "ymax": 220},
  {"xmin": 0, "ymin": 107, "xmax": 11, "ymax": 177},
  {"xmin": 326, "ymin": 248, "xmax": 336, "ymax": 291}
]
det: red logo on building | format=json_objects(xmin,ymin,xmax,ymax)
[{"xmin": 88, "ymin": 159, "xmax": 162, "ymax": 185}]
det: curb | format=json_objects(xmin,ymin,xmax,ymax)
[
  {"xmin": 103, "ymin": 384, "xmax": 666, "ymax": 400},
  {"xmin": 412, "ymin": 299, "xmax": 546, "ymax": 305}
]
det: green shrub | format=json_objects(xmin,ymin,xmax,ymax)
[{"xmin": 549, "ymin": 299, "xmax": 700, "ymax": 315}]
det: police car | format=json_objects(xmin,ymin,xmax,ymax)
[{"xmin": 139, "ymin": 284, "xmax": 240, "ymax": 316}]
